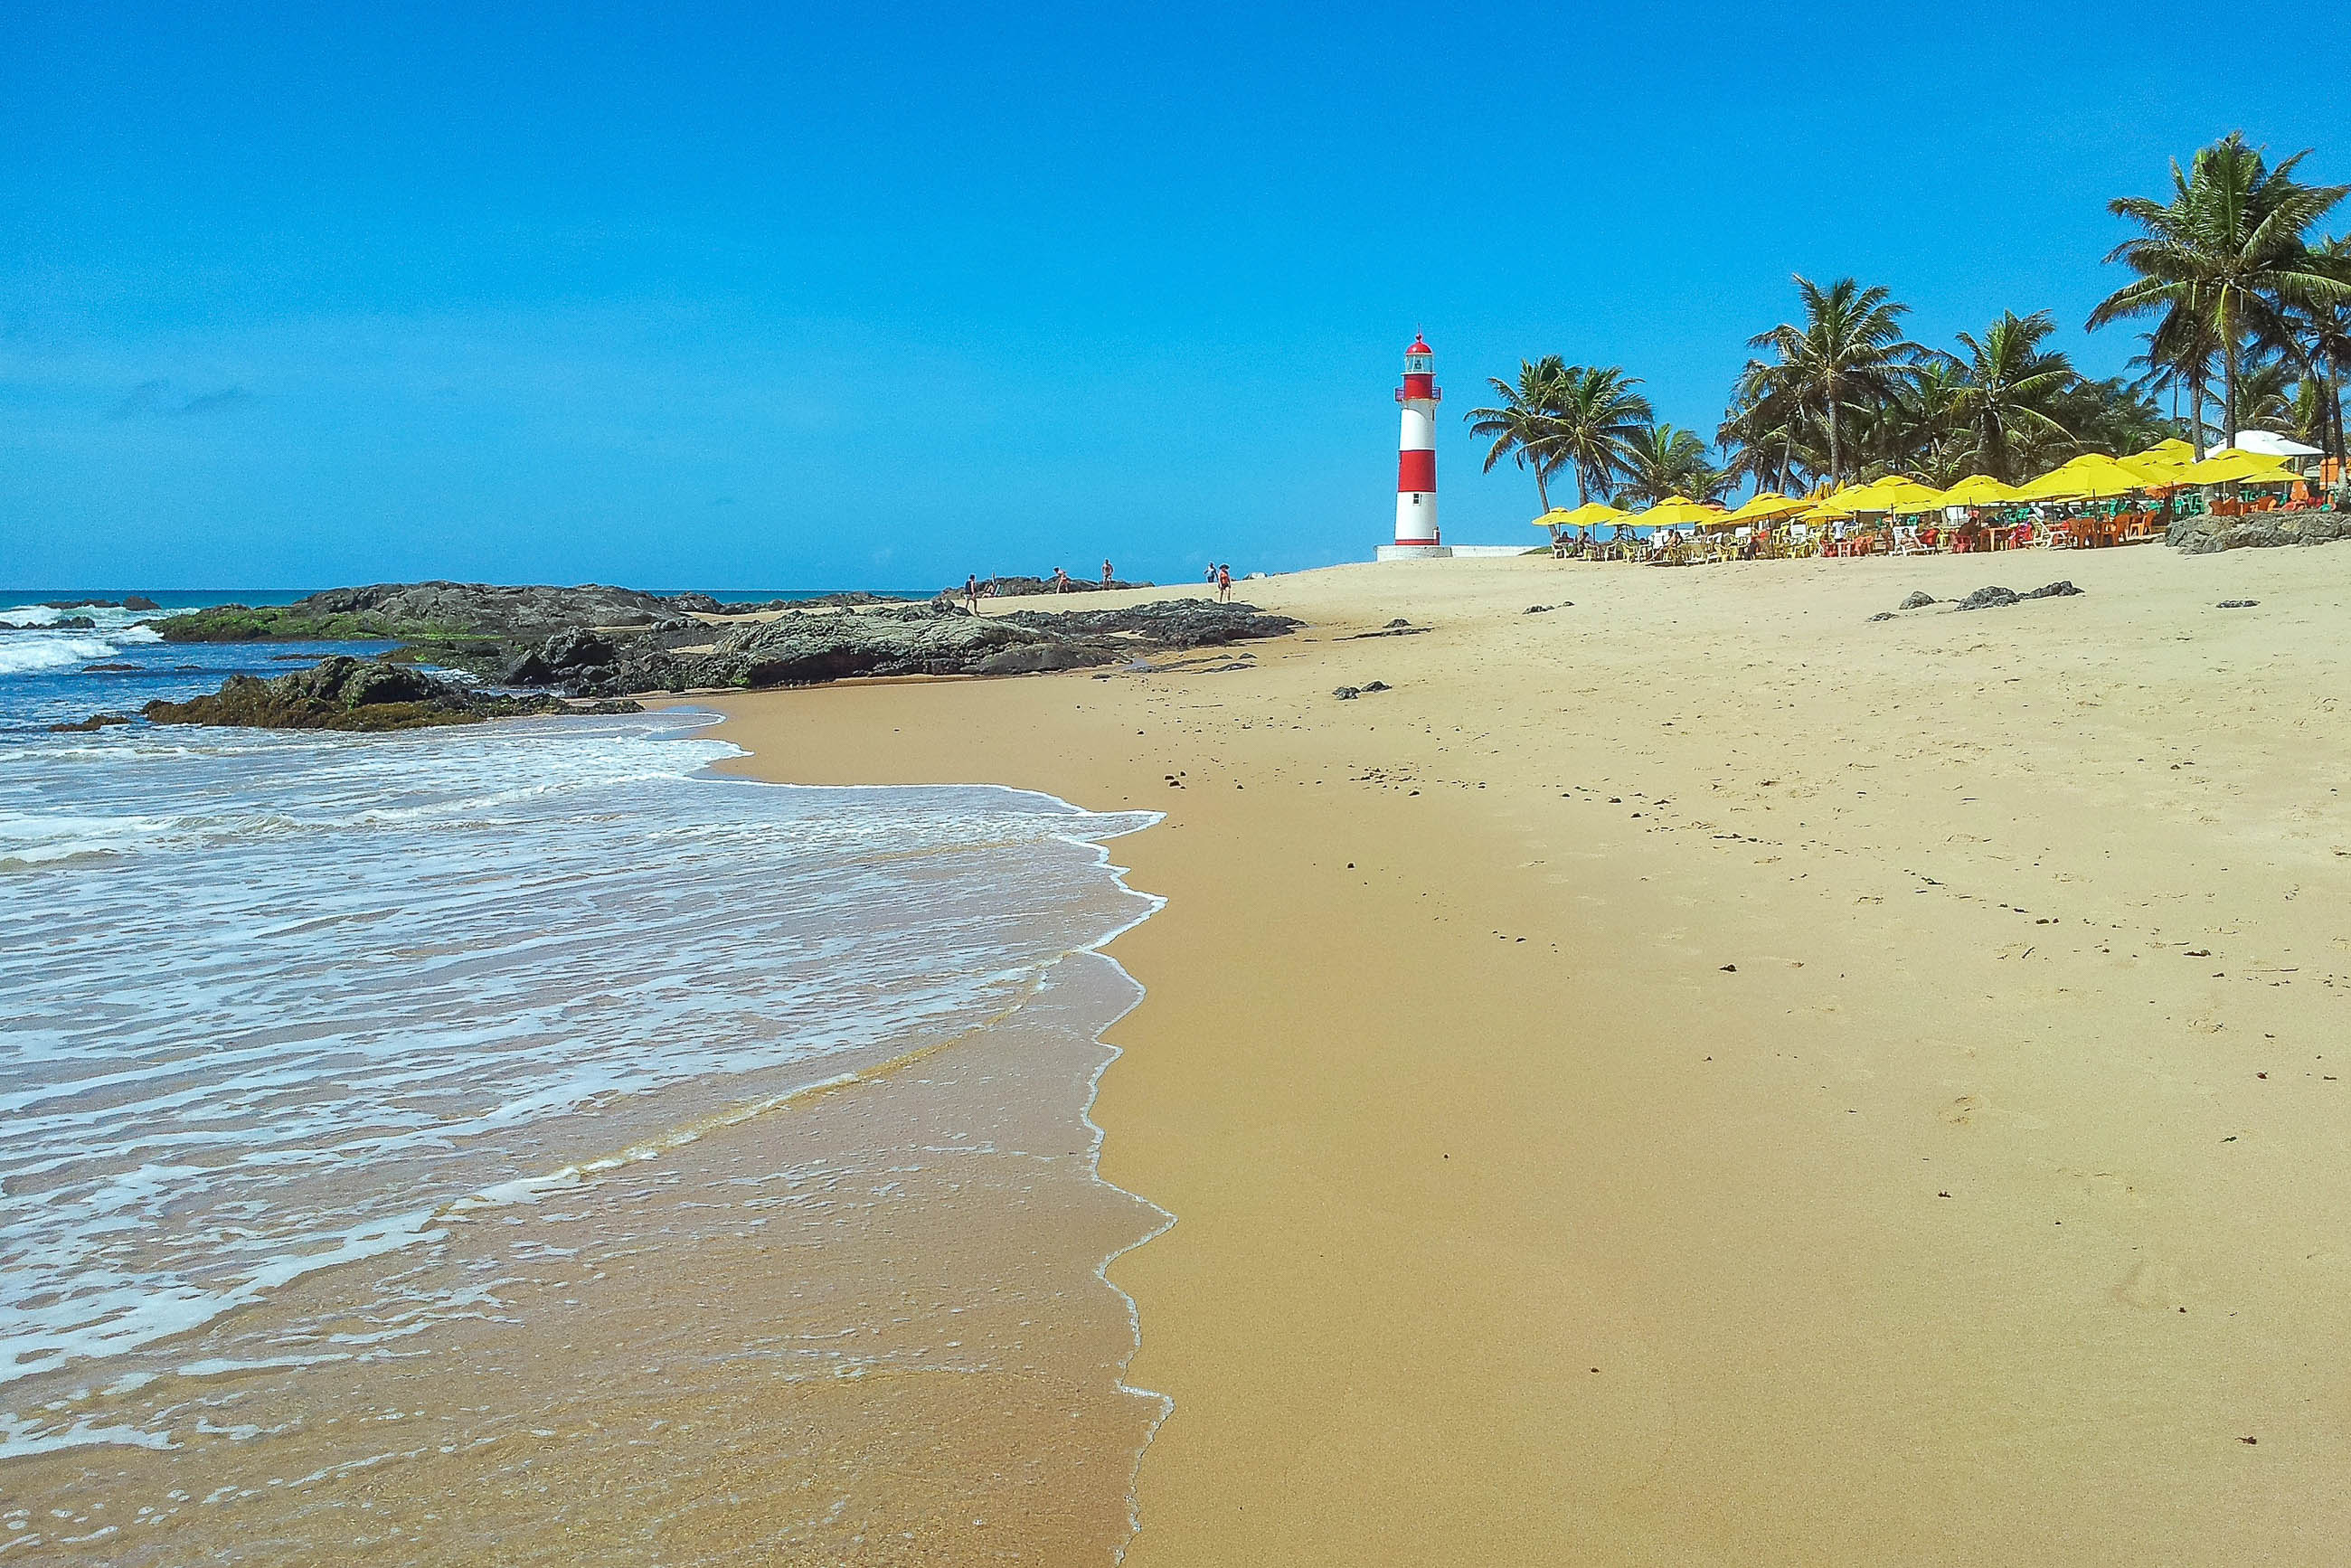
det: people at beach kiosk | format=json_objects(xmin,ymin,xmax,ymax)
[{"xmin": 1393, "ymin": 335, "xmax": 1441, "ymax": 551}]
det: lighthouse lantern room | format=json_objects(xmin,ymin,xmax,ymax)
[{"xmin": 1381, "ymin": 334, "xmax": 1449, "ymax": 559}]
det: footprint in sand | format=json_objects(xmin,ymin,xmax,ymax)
[{"xmin": 2115, "ymin": 1257, "xmax": 2190, "ymax": 1311}]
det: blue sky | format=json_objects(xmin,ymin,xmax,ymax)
[{"xmin": 5, "ymin": 2, "xmax": 2348, "ymax": 590}]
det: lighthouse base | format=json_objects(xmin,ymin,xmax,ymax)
[{"xmin": 1376, "ymin": 543, "xmax": 1453, "ymax": 561}]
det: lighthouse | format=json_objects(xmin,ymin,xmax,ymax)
[{"xmin": 1383, "ymin": 335, "xmax": 1448, "ymax": 559}]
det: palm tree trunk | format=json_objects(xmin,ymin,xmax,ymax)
[
  {"xmin": 2188, "ymin": 364, "xmax": 2209, "ymax": 459},
  {"xmin": 1533, "ymin": 464, "xmax": 1551, "ymax": 514},
  {"xmin": 2222, "ymin": 326, "xmax": 2242, "ymax": 451},
  {"xmin": 1827, "ymin": 402, "xmax": 1843, "ymax": 485}
]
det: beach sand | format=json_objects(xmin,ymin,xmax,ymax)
[{"xmin": 704, "ymin": 543, "xmax": 2351, "ymax": 1564}]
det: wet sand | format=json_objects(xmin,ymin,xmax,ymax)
[
  {"xmin": 707, "ymin": 543, "xmax": 2351, "ymax": 1564},
  {"xmin": 8, "ymin": 957, "xmax": 1166, "ymax": 1566}
]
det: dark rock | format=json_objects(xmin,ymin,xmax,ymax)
[
  {"xmin": 2019, "ymin": 581, "xmax": 2083, "ymax": 600},
  {"xmin": 1952, "ymin": 586, "xmax": 2021, "ymax": 612},
  {"xmin": 154, "ymin": 581, "xmax": 696, "ymax": 647},
  {"xmin": 952, "ymin": 576, "xmax": 1154, "ymax": 599},
  {"xmin": 666, "ymin": 592, "xmax": 724, "ymax": 614},
  {"xmin": 122, "ymin": 595, "xmax": 161, "ymax": 612},
  {"xmin": 2217, "ymin": 599, "xmax": 2260, "ymax": 609},
  {"xmin": 996, "ymin": 600, "xmax": 1300, "ymax": 650},
  {"xmin": 776, "ymin": 591, "xmax": 918, "ymax": 609},
  {"xmin": 149, "ymin": 581, "xmax": 1301, "ymax": 699},
  {"xmin": 81, "ymin": 663, "xmax": 143, "ymax": 673},
  {"xmin": 1360, "ymin": 681, "xmax": 1390, "ymax": 692},
  {"xmin": 49, "ymin": 712, "xmax": 132, "ymax": 732},
  {"xmin": 142, "ymin": 655, "xmax": 566, "ymax": 731},
  {"xmin": 2169, "ymin": 508, "xmax": 2351, "ymax": 553},
  {"xmin": 1899, "ymin": 591, "xmax": 1936, "ymax": 610},
  {"xmin": 1333, "ymin": 686, "xmax": 1360, "ymax": 700},
  {"xmin": 1524, "ymin": 605, "xmax": 1552, "ymax": 614},
  {"xmin": 971, "ymin": 643, "xmax": 1094, "ymax": 675},
  {"xmin": 540, "ymin": 626, "xmax": 618, "ymax": 672},
  {"xmin": 1868, "ymin": 611, "xmax": 1897, "ymax": 622},
  {"xmin": 649, "ymin": 598, "xmax": 1300, "ymax": 693},
  {"xmin": 1386, "ymin": 619, "xmax": 1412, "ymax": 628}
]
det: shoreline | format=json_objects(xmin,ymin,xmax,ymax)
[
  {"xmin": 703, "ymin": 544, "xmax": 2351, "ymax": 1564},
  {"xmin": 0, "ymin": 723, "xmax": 1173, "ymax": 1563}
]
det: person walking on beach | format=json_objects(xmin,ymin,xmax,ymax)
[
  {"xmin": 964, "ymin": 574, "xmax": 980, "ymax": 613},
  {"xmin": 1215, "ymin": 563, "xmax": 1232, "ymax": 602},
  {"xmin": 1102, "ymin": 559, "xmax": 1114, "ymax": 588},
  {"xmin": 1204, "ymin": 563, "xmax": 1217, "ymax": 590},
  {"xmin": 1053, "ymin": 567, "xmax": 1071, "ymax": 593}
]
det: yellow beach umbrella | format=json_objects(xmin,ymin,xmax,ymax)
[
  {"xmin": 1799, "ymin": 477, "xmax": 1891, "ymax": 520},
  {"xmin": 1874, "ymin": 477, "xmax": 1948, "ymax": 515},
  {"xmin": 2179, "ymin": 448, "xmax": 2297, "ymax": 485},
  {"xmin": 1631, "ymin": 495, "xmax": 1726, "ymax": 529},
  {"xmin": 2016, "ymin": 454, "xmax": 2148, "ymax": 501},
  {"xmin": 2136, "ymin": 438, "xmax": 2195, "ymax": 462},
  {"xmin": 1531, "ymin": 507, "xmax": 1578, "ymax": 530},
  {"xmin": 1718, "ymin": 491, "xmax": 1815, "ymax": 524},
  {"xmin": 1938, "ymin": 474, "xmax": 2022, "ymax": 506},
  {"xmin": 2115, "ymin": 452, "xmax": 2186, "ymax": 486},
  {"xmin": 1558, "ymin": 500, "xmax": 1633, "ymax": 527}
]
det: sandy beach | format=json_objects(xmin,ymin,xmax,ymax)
[{"xmin": 703, "ymin": 543, "xmax": 2351, "ymax": 1564}]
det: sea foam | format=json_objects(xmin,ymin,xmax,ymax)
[{"xmin": 0, "ymin": 712, "xmax": 1156, "ymax": 1436}]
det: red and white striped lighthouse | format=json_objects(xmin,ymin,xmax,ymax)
[{"xmin": 1393, "ymin": 335, "xmax": 1441, "ymax": 550}]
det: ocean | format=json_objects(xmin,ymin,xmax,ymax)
[{"xmin": 0, "ymin": 592, "xmax": 1167, "ymax": 1563}]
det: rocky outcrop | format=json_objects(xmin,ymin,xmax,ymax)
[
  {"xmin": 152, "ymin": 581, "xmax": 1304, "ymax": 700},
  {"xmin": 140, "ymin": 656, "xmax": 637, "ymax": 732},
  {"xmin": 953, "ymin": 576, "xmax": 1156, "ymax": 599},
  {"xmin": 1949, "ymin": 582, "xmax": 2082, "ymax": 612},
  {"xmin": 2168, "ymin": 508, "xmax": 2351, "ymax": 554},
  {"xmin": 155, "ymin": 581, "xmax": 704, "ymax": 647},
  {"xmin": 487, "ymin": 598, "xmax": 1305, "ymax": 697}
]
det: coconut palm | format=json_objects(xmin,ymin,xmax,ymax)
[
  {"xmin": 1618, "ymin": 424, "xmax": 1726, "ymax": 505},
  {"xmin": 2257, "ymin": 237, "xmax": 2351, "ymax": 460},
  {"xmin": 2090, "ymin": 132, "xmax": 2351, "ymax": 448},
  {"xmin": 1948, "ymin": 310, "xmax": 2080, "ymax": 481},
  {"xmin": 1883, "ymin": 357, "xmax": 1977, "ymax": 486},
  {"xmin": 2052, "ymin": 376, "xmax": 2180, "ymax": 467},
  {"xmin": 1745, "ymin": 275, "xmax": 1927, "ymax": 484},
  {"xmin": 1466, "ymin": 355, "xmax": 1572, "ymax": 513},
  {"xmin": 1719, "ymin": 362, "xmax": 1825, "ymax": 496},
  {"xmin": 2124, "ymin": 306, "xmax": 2224, "ymax": 456},
  {"xmin": 2234, "ymin": 358, "xmax": 2300, "ymax": 435},
  {"xmin": 1546, "ymin": 364, "xmax": 1654, "ymax": 504}
]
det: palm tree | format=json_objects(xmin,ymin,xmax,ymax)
[
  {"xmin": 1618, "ymin": 424, "xmax": 1725, "ymax": 505},
  {"xmin": 2124, "ymin": 306, "xmax": 2223, "ymax": 456},
  {"xmin": 1746, "ymin": 275, "xmax": 1927, "ymax": 484},
  {"xmin": 2259, "ymin": 237, "xmax": 2351, "ymax": 461},
  {"xmin": 1465, "ymin": 356, "xmax": 1572, "ymax": 513},
  {"xmin": 1546, "ymin": 365, "xmax": 1653, "ymax": 503},
  {"xmin": 2090, "ymin": 132, "xmax": 2351, "ymax": 449},
  {"xmin": 1719, "ymin": 363, "xmax": 1824, "ymax": 496},
  {"xmin": 1949, "ymin": 310, "xmax": 2080, "ymax": 480},
  {"xmin": 1884, "ymin": 357, "xmax": 1977, "ymax": 486},
  {"xmin": 2234, "ymin": 358, "xmax": 2299, "ymax": 433},
  {"xmin": 2054, "ymin": 376, "xmax": 2181, "ymax": 467}
]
